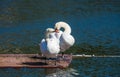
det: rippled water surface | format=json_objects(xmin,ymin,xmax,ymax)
[
  {"xmin": 0, "ymin": 0, "xmax": 120, "ymax": 54},
  {"xmin": 0, "ymin": 0, "xmax": 120, "ymax": 76}
]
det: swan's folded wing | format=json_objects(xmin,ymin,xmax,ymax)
[
  {"xmin": 60, "ymin": 33, "xmax": 75, "ymax": 51},
  {"xmin": 61, "ymin": 33, "xmax": 75, "ymax": 46}
]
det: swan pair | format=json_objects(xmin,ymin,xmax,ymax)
[{"xmin": 40, "ymin": 21, "xmax": 75, "ymax": 61}]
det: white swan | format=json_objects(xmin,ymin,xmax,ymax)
[
  {"xmin": 40, "ymin": 28, "xmax": 60, "ymax": 59},
  {"xmin": 54, "ymin": 21, "xmax": 75, "ymax": 54}
]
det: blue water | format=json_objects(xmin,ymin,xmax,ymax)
[
  {"xmin": 0, "ymin": 0, "xmax": 120, "ymax": 55},
  {"xmin": 0, "ymin": 0, "xmax": 120, "ymax": 76}
]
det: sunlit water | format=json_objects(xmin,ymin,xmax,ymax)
[
  {"xmin": 0, "ymin": 0, "xmax": 120, "ymax": 76},
  {"xmin": 0, "ymin": 57, "xmax": 119, "ymax": 77},
  {"xmin": 0, "ymin": 0, "xmax": 120, "ymax": 54}
]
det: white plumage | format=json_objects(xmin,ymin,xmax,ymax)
[
  {"xmin": 40, "ymin": 28, "xmax": 60, "ymax": 58},
  {"xmin": 39, "ymin": 21, "xmax": 75, "ymax": 59},
  {"xmin": 54, "ymin": 21, "xmax": 75, "ymax": 52}
]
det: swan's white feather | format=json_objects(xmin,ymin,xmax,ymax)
[
  {"xmin": 40, "ymin": 29, "xmax": 60, "ymax": 58},
  {"xmin": 54, "ymin": 22, "xmax": 75, "ymax": 52}
]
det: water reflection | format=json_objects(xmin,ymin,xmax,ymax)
[
  {"xmin": 45, "ymin": 68, "xmax": 79, "ymax": 77},
  {"xmin": 0, "ymin": 68, "xmax": 79, "ymax": 77}
]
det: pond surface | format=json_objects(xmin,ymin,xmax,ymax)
[
  {"xmin": 0, "ymin": 0, "xmax": 120, "ymax": 54},
  {"xmin": 0, "ymin": 0, "xmax": 120, "ymax": 76}
]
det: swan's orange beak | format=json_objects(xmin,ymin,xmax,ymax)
[{"xmin": 54, "ymin": 28, "xmax": 59, "ymax": 33}]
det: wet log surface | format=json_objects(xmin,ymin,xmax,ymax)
[{"xmin": 0, "ymin": 54, "xmax": 72, "ymax": 68}]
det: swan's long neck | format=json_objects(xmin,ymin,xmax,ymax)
[{"xmin": 57, "ymin": 22, "xmax": 71, "ymax": 34}]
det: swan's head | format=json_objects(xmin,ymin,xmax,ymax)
[
  {"xmin": 46, "ymin": 28, "xmax": 55, "ymax": 33},
  {"xmin": 54, "ymin": 21, "xmax": 71, "ymax": 34},
  {"xmin": 54, "ymin": 21, "xmax": 68, "ymax": 29},
  {"xmin": 45, "ymin": 28, "xmax": 55, "ymax": 39}
]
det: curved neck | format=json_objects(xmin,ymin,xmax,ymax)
[{"xmin": 60, "ymin": 24, "xmax": 71, "ymax": 34}]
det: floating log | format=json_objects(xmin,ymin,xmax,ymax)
[{"xmin": 0, "ymin": 54, "xmax": 72, "ymax": 68}]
